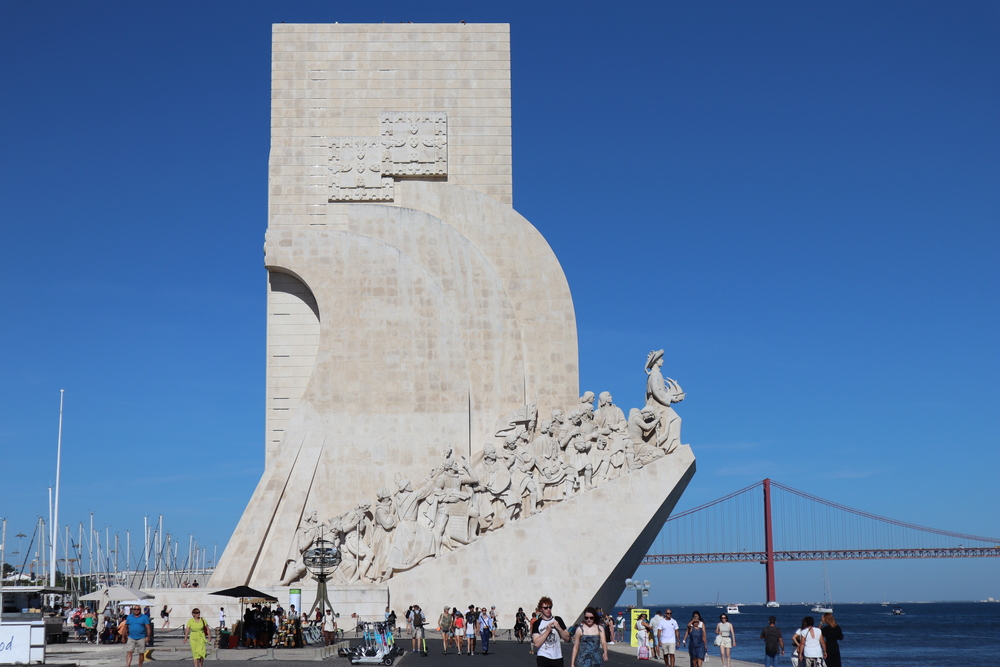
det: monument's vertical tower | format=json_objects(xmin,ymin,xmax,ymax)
[
  {"xmin": 264, "ymin": 23, "xmax": 518, "ymax": 466},
  {"xmin": 213, "ymin": 24, "xmax": 581, "ymax": 588}
]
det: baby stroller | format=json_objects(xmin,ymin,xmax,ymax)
[{"xmin": 338, "ymin": 621, "xmax": 400, "ymax": 665}]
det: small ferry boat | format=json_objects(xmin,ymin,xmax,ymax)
[
  {"xmin": 766, "ymin": 601, "xmax": 780, "ymax": 608},
  {"xmin": 726, "ymin": 604, "xmax": 741, "ymax": 614}
]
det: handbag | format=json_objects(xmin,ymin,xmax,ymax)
[{"xmin": 714, "ymin": 634, "xmax": 724, "ymax": 646}]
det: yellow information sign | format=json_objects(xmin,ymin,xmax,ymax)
[{"xmin": 630, "ymin": 608, "xmax": 649, "ymax": 647}]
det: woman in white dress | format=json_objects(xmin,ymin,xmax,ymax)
[{"xmin": 634, "ymin": 613, "xmax": 652, "ymax": 657}]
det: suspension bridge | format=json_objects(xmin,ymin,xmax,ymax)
[{"xmin": 641, "ymin": 478, "xmax": 1000, "ymax": 603}]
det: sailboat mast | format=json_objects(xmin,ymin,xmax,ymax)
[{"xmin": 1, "ymin": 518, "xmax": 7, "ymax": 624}]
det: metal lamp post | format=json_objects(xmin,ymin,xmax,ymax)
[{"xmin": 625, "ymin": 578, "xmax": 651, "ymax": 608}]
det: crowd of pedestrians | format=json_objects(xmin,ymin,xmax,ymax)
[
  {"xmin": 393, "ymin": 596, "xmax": 615, "ymax": 665},
  {"xmin": 66, "ymin": 594, "xmax": 843, "ymax": 667},
  {"xmin": 65, "ymin": 604, "xmax": 157, "ymax": 648},
  {"xmin": 622, "ymin": 609, "xmax": 843, "ymax": 667},
  {"xmin": 396, "ymin": 603, "xmax": 501, "ymax": 655}
]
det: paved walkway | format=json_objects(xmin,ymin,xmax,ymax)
[
  {"xmin": 390, "ymin": 640, "xmax": 762, "ymax": 666},
  {"xmin": 44, "ymin": 632, "xmax": 762, "ymax": 667},
  {"xmin": 44, "ymin": 628, "xmax": 351, "ymax": 666}
]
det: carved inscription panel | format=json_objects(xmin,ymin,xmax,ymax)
[
  {"xmin": 329, "ymin": 137, "xmax": 394, "ymax": 202},
  {"xmin": 328, "ymin": 113, "xmax": 448, "ymax": 202},
  {"xmin": 380, "ymin": 112, "xmax": 448, "ymax": 177}
]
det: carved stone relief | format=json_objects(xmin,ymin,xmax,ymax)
[
  {"xmin": 380, "ymin": 111, "xmax": 448, "ymax": 176},
  {"xmin": 277, "ymin": 349, "xmax": 688, "ymax": 586},
  {"xmin": 328, "ymin": 138, "xmax": 394, "ymax": 201},
  {"xmin": 328, "ymin": 112, "xmax": 448, "ymax": 202}
]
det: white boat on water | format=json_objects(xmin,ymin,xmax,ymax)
[
  {"xmin": 811, "ymin": 562, "xmax": 833, "ymax": 614},
  {"xmin": 766, "ymin": 601, "xmax": 780, "ymax": 608},
  {"xmin": 726, "ymin": 604, "xmax": 741, "ymax": 614}
]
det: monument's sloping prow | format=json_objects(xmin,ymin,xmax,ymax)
[{"xmin": 387, "ymin": 447, "xmax": 696, "ymax": 618}]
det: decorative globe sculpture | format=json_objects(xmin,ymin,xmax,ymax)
[
  {"xmin": 304, "ymin": 539, "xmax": 342, "ymax": 577},
  {"xmin": 303, "ymin": 538, "xmax": 341, "ymax": 618}
]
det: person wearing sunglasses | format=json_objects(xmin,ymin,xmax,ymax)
[
  {"xmin": 124, "ymin": 606, "xmax": 152, "ymax": 667},
  {"xmin": 634, "ymin": 613, "xmax": 652, "ymax": 658},
  {"xmin": 682, "ymin": 611, "xmax": 707, "ymax": 667},
  {"xmin": 715, "ymin": 613, "xmax": 735, "ymax": 667},
  {"xmin": 183, "ymin": 609, "xmax": 212, "ymax": 667},
  {"xmin": 571, "ymin": 607, "xmax": 608, "ymax": 666},
  {"xmin": 531, "ymin": 597, "xmax": 570, "ymax": 666},
  {"xmin": 658, "ymin": 610, "xmax": 680, "ymax": 667}
]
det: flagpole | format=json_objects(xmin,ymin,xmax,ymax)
[{"xmin": 51, "ymin": 389, "xmax": 64, "ymax": 587}]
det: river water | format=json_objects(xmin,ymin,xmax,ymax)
[{"xmin": 612, "ymin": 601, "xmax": 1000, "ymax": 666}]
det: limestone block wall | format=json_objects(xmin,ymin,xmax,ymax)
[
  {"xmin": 269, "ymin": 21, "xmax": 512, "ymax": 234},
  {"xmin": 393, "ymin": 181, "xmax": 580, "ymax": 417},
  {"xmin": 266, "ymin": 272, "xmax": 321, "ymax": 465},
  {"xmin": 212, "ymin": 24, "xmax": 582, "ymax": 589},
  {"xmin": 262, "ymin": 22, "xmax": 543, "ymax": 462}
]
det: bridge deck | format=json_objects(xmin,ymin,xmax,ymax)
[{"xmin": 643, "ymin": 547, "xmax": 1000, "ymax": 564}]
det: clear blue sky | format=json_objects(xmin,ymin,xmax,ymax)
[{"xmin": 2, "ymin": 1, "xmax": 998, "ymax": 604}]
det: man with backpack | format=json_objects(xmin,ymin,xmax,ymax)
[{"xmin": 409, "ymin": 604, "xmax": 426, "ymax": 655}]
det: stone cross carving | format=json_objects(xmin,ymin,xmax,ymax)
[{"xmin": 328, "ymin": 111, "xmax": 448, "ymax": 202}]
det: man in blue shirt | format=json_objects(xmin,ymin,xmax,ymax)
[{"xmin": 124, "ymin": 605, "xmax": 152, "ymax": 667}]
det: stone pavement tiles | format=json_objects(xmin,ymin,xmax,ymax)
[{"xmin": 394, "ymin": 640, "xmax": 632, "ymax": 666}]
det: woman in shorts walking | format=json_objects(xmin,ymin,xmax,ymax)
[{"xmin": 715, "ymin": 613, "xmax": 735, "ymax": 667}]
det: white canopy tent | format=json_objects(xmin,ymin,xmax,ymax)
[{"xmin": 79, "ymin": 585, "xmax": 154, "ymax": 613}]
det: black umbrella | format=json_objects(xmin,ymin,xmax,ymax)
[
  {"xmin": 210, "ymin": 586, "xmax": 278, "ymax": 647},
  {"xmin": 210, "ymin": 586, "xmax": 277, "ymax": 601}
]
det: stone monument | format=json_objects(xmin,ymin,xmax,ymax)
[{"xmin": 209, "ymin": 23, "xmax": 696, "ymax": 624}]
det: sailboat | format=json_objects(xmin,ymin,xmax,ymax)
[{"xmin": 811, "ymin": 562, "xmax": 833, "ymax": 614}]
